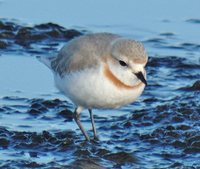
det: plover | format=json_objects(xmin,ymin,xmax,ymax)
[{"xmin": 37, "ymin": 33, "xmax": 148, "ymax": 141}]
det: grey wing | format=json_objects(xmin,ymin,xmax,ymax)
[{"xmin": 51, "ymin": 40, "xmax": 99, "ymax": 75}]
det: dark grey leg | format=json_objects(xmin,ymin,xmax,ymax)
[
  {"xmin": 74, "ymin": 107, "xmax": 90, "ymax": 141},
  {"xmin": 89, "ymin": 109, "xmax": 98, "ymax": 139}
]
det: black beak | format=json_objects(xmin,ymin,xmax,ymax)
[{"xmin": 134, "ymin": 72, "xmax": 147, "ymax": 86}]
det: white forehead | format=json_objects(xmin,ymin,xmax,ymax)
[{"xmin": 130, "ymin": 61, "xmax": 145, "ymax": 72}]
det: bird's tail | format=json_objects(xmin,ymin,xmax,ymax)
[{"xmin": 36, "ymin": 55, "xmax": 55, "ymax": 69}]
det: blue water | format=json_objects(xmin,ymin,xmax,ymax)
[{"xmin": 0, "ymin": 0, "xmax": 200, "ymax": 168}]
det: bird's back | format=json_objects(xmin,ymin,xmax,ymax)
[{"xmin": 51, "ymin": 33, "xmax": 120, "ymax": 75}]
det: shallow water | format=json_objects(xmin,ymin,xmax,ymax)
[{"xmin": 0, "ymin": 0, "xmax": 200, "ymax": 168}]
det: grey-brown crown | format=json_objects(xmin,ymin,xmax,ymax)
[{"xmin": 111, "ymin": 39, "xmax": 148, "ymax": 64}]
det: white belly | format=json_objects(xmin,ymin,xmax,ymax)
[{"xmin": 54, "ymin": 66, "xmax": 145, "ymax": 109}]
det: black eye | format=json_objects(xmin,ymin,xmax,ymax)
[{"xmin": 119, "ymin": 60, "xmax": 128, "ymax": 67}]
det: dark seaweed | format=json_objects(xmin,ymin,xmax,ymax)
[{"xmin": 0, "ymin": 19, "xmax": 83, "ymax": 55}]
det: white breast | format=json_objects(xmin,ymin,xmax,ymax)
[{"xmin": 54, "ymin": 65, "xmax": 145, "ymax": 109}]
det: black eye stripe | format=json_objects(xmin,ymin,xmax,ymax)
[{"xmin": 119, "ymin": 60, "xmax": 128, "ymax": 67}]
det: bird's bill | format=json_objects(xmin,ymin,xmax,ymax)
[{"xmin": 134, "ymin": 72, "xmax": 147, "ymax": 86}]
